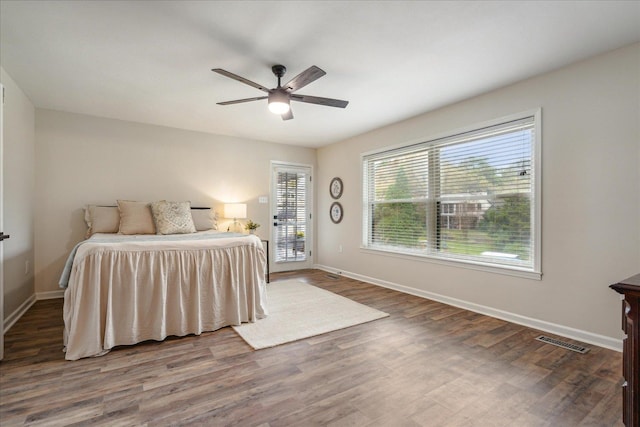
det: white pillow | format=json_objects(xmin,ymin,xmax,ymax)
[
  {"xmin": 84, "ymin": 205, "xmax": 120, "ymax": 238},
  {"xmin": 150, "ymin": 200, "xmax": 196, "ymax": 235},
  {"xmin": 117, "ymin": 200, "xmax": 156, "ymax": 235},
  {"xmin": 191, "ymin": 208, "xmax": 217, "ymax": 231}
]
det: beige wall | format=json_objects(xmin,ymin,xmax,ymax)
[
  {"xmin": 34, "ymin": 110, "xmax": 316, "ymax": 294},
  {"xmin": 15, "ymin": 43, "xmax": 640, "ymax": 350},
  {"xmin": 1, "ymin": 67, "xmax": 36, "ymax": 319},
  {"xmin": 317, "ymin": 43, "xmax": 640, "ymax": 348}
]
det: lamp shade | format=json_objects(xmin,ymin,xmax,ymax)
[{"xmin": 224, "ymin": 203, "xmax": 247, "ymax": 219}]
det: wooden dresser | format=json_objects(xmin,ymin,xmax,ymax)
[{"xmin": 610, "ymin": 273, "xmax": 640, "ymax": 427}]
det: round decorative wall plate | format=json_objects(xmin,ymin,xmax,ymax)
[
  {"xmin": 329, "ymin": 177, "xmax": 343, "ymax": 199},
  {"xmin": 330, "ymin": 202, "xmax": 343, "ymax": 224}
]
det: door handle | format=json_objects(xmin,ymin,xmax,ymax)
[{"xmin": 0, "ymin": 232, "xmax": 10, "ymax": 241}]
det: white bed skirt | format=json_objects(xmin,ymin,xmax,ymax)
[{"xmin": 63, "ymin": 234, "xmax": 267, "ymax": 360}]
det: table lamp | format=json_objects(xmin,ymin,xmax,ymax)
[{"xmin": 224, "ymin": 203, "xmax": 247, "ymax": 233}]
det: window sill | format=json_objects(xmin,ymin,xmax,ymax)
[{"xmin": 359, "ymin": 246, "xmax": 542, "ymax": 280}]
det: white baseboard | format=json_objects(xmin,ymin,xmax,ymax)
[
  {"xmin": 3, "ymin": 294, "xmax": 36, "ymax": 334},
  {"xmin": 37, "ymin": 290, "xmax": 65, "ymax": 300},
  {"xmin": 3, "ymin": 291, "xmax": 64, "ymax": 335},
  {"xmin": 314, "ymin": 264, "xmax": 623, "ymax": 352}
]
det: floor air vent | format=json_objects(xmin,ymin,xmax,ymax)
[
  {"xmin": 326, "ymin": 274, "xmax": 340, "ymax": 280},
  {"xmin": 535, "ymin": 335, "xmax": 590, "ymax": 354}
]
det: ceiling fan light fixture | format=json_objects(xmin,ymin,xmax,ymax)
[{"xmin": 268, "ymin": 90, "xmax": 290, "ymax": 114}]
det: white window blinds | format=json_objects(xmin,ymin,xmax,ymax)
[{"xmin": 363, "ymin": 113, "xmax": 540, "ymax": 275}]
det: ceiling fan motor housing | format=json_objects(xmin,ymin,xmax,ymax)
[{"xmin": 272, "ymin": 65, "xmax": 287, "ymax": 79}]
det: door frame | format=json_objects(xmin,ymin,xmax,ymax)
[
  {"xmin": 1, "ymin": 83, "xmax": 5, "ymax": 360},
  {"xmin": 270, "ymin": 161, "xmax": 314, "ymax": 272}
]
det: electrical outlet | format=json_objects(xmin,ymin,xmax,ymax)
[
  {"xmin": 25, "ymin": 260, "xmax": 29, "ymax": 275},
  {"xmin": 258, "ymin": 196, "xmax": 268, "ymax": 204},
  {"xmin": 338, "ymin": 245, "xmax": 343, "ymax": 253}
]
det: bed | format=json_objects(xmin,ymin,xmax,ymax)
[{"xmin": 59, "ymin": 201, "xmax": 268, "ymax": 360}]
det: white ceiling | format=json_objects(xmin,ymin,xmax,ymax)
[{"xmin": 1, "ymin": 1, "xmax": 639, "ymax": 148}]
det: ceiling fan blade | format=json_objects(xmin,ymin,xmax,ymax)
[
  {"xmin": 283, "ymin": 66, "xmax": 326, "ymax": 93},
  {"xmin": 217, "ymin": 96, "xmax": 268, "ymax": 105},
  {"xmin": 281, "ymin": 108, "xmax": 294, "ymax": 121},
  {"xmin": 212, "ymin": 69, "xmax": 270, "ymax": 93},
  {"xmin": 291, "ymin": 94, "xmax": 349, "ymax": 108}
]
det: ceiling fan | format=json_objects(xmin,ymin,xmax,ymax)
[{"xmin": 212, "ymin": 65, "xmax": 348, "ymax": 120}]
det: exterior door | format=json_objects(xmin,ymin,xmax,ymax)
[{"xmin": 271, "ymin": 162, "xmax": 313, "ymax": 272}]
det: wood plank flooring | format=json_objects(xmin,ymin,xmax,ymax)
[{"xmin": 0, "ymin": 269, "xmax": 623, "ymax": 426}]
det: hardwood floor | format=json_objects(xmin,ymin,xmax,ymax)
[{"xmin": 0, "ymin": 269, "xmax": 623, "ymax": 426}]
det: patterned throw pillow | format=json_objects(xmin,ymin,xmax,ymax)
[{"xmin": 150, "ymin": 201, "xmax": 196, "ymax": 235}]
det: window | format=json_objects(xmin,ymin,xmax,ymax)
[{"xmin": 362, "ymin": 111, "xmax": 541, "ymax": 278}]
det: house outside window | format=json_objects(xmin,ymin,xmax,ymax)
[{"xmin": 362, "ymin": 111, "xmax": 541, "ymax": 279}]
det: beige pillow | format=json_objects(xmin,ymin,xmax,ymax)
[
  {"xmin": 117, "ymin": 200, "xmax": 156, "ymax": 235},
  {"xmin": 150, "ymin": 200, "xmax": 196, "ymax": 235},
  {"xmin": 84, "ymin": 205, "xmax": 120, "ymax": 237},
  {"xmin": 191, "ymin": 208, "xmax": 217, "ymax": 231}
]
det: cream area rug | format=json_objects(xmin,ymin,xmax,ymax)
[{"xmin": 232, "ymin": 279, "xmax": 389, "ymax": 349}]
